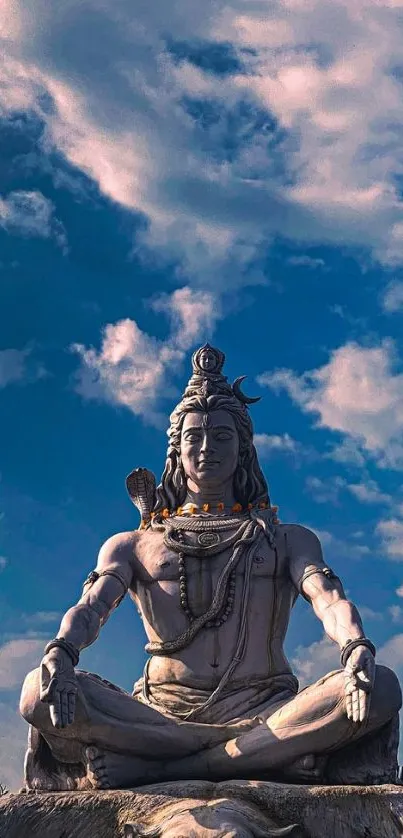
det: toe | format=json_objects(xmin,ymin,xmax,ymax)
[{"xmin": 85, "ymin": 746, "xmax": 99, "ymax": 761}]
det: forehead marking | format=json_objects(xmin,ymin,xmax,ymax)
[{"xmin": 202, "ymin": 413, "xmax": 212, "ymax": 429}]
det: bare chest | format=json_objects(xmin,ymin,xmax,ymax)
[{"xmin": 133, "ymin": 526, "xmax": 287, "ymax": 593}]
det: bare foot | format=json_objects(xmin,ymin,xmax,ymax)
[
  {"xmin": 85, "ymin": 746, "xmax": 156, "ymax": 789},
  {"xmin": 279, "ymin": 754, "xmax": 328, "ymax": 784},
  {"xmin": 23, "ymin": 727, "xmax": 89, "ymax": 792}
]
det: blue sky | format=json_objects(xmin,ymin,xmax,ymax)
[{"xmin": 2, "ymin": 0, "xmax": 403, "ymax": 790}]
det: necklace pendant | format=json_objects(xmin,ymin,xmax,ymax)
[{"xmin": 197, "ymin": 531, "xmax": 221, "ymax": 547}]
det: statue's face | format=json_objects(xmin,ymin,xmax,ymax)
[{"xmin": 180, "ymin": 410, "xmax": 239, "ymax": 489}]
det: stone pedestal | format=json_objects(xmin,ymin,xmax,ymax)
[{"xmin": 1, "ymin": 781, "xmax": 403, "ymax": 838}]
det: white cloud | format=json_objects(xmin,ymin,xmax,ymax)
[
  {"xmin": 25, "ymin": 611, "xmax": 61, "ymax": 625},
  {"xmin": 1, "ymin": 0, "xmax": 403, "ymax": 279},
  {"xmin": 0, "ymin": 557, "xmax": 7, "ymax": 572},
  {"xmin": 72, "ymin": 319, "xmax": 174, "ymax": 424},
  {"xmin": 389, "ymin": 605, "xmax": 403, "ymax": 624},
  {"xmin": 72, "ymin": 286, "xmax": 218, "ymax": 423},
  {"xmin": 150, "ymin": 287, "xmax": 220, "ymax": 351},
  {"xmin": 254, "ymin": 432, "xmax": 298, "ymax": 456},
  {"xmin": 326, "ymin": 438, "xmax": 367, "ymax": 468},
  {"xmin": 377, "ymin": 633, "xmax": 403, "ymax": 675},
  {"xmin": 0, "ymin": 639, "xmax": 43, "ymax": 690},
  {"xmin": 291, "ymin": 635, "xmax": 340, "ymax": 687},
  {"xmin": 305, "ymin": 475, "xmax": 345, "ymax": 504},
  {"xmin": 258, "ymin": 340, "xmax": 403, "ymax": 468},
  {"xmin": 291, "ymin": 630, "xmax": 403, "ymax": 700},
  {"xmin": 306, "ymin": 475, "xmax": 392, "ymax": 507},
  {"xmin": 396, "ymin": 585, "xmax": 403, "ymax": 598},
  {"xmin": 346, "ymin": 478, "xmax": 391, "ymax": 505},
  {"xmin": 307, "ymin": 527, "xmax": 371, "ymax": 560},
  {"xmin": 383, "ymin": 281, "xmax": 403, "ymax": 313},
  {"xmin": 0, "ymin": 191, "xmax": 67, "ymax": 250},
  {"xmin": 376, "ymin": 517, "xmax": 403, "ymax": 560},
  {"xmin": 357, "ymin": 606, "xmax": 383, "ymax": 622}
]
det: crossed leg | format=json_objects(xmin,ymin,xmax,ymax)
[
  {"xmin": 164, "ymin": 665, "xmax": 402, "ymax": 783},
  {"xmin": 19, "ymin": 668, "xmax": 256, "ymax": 790},
  {"xmin": 19, "ymin": 665, "xmax": 402, "ymax": 789}
]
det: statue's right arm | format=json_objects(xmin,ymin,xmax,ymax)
[
  {"xmin": 55, "ymin": 531, "xmax": 136, "ymax": 652},
  {"xmin": 39, "ymin": 531, "xmax": 136, "ymax": 728}
]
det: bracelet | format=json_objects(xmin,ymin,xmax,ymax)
[
  {"xmin": 44, "ymin": 638, "xmax": 80, "ymax": 667},
  {"xmin": 340, "ymin": 637, "xmax": 376, "ymax": 668}
]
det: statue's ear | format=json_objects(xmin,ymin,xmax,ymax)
[{"xmin": 126, "ymin": 468, "xmax": 157, "ymax": 524}]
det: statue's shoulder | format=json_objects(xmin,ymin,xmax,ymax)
[
  {"xmin": 98, "ymin": 530, "xmax": 138, "ymax": 563},
  {"xmin": 276, "ymin": 522, "xmax": 319, "ymax": 537},
  {"xmin": 274, "ymin": 522, "xmax": 322, "ymax": 552}
]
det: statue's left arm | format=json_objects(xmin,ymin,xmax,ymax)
[{"xmin": 287, "ymin": 524, "xmax": 376, "ymax": 724}]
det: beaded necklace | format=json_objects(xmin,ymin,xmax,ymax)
[{"xmin": 161, "ymin": 516, "xmax": 250, "ymax": 628}]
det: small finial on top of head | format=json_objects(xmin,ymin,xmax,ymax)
[{"xmin": 192, "ymin": 344, "xmax": 225, "ymax": 377}]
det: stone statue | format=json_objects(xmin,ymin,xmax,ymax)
[{"xmin": 19, "ymin": 344, "xmax": 402, "ymax": 793}]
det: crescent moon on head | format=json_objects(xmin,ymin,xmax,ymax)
[{"xmin": 232, "ymin": 376, "xmax": 261, "ymax": 405}]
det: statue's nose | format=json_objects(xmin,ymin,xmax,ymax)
[{"xmin": 200, "ymin": 433, "xmax": 214, "ymax": 454}]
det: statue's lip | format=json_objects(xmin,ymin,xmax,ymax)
[{"xmin": 198, "ymin": 459, "xmax": 220, "ymax": 466}]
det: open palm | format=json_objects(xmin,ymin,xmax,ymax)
[
  {"xmin": 40, "ymin": 650, "xmax": 78, "ymax": 729},
  {"xmin": 344, "ymin": 645, "xmax": 375, "ymax": 724}
]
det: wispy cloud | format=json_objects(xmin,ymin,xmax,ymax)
[
  {"xmin": 310, "ymin": 527, "xmax": 370, "ymax": 560},
  {"xmin": 388, "ymin": 605, "xmax": 403, "ymax": 624},
  {"xmin": 254, "ymin": 432, "xmax": 298, "ymax": 457},
  {"xmin": 72, "ymin": 286, "xmax": 218, "ymax": 424},
  {"xmin": 292, "ymin": 630, "xmax": 403, "ymax": 690},
  {"xmin": 0, "ymin": 191, "xmax": 67, "ymax": 251},
  {"xmin": 0, "ymin": 557, "xmax": 7, "ymax": 572},
  {"xmin": 305, "ymin": 475, "xmax": 345, "ymax": 505},
  {"xmin": 346, "ymin": 478, "xmax": 392, "ymax": 505},
  {"xmin": 0, "ymin": 347, "xmax": 46, "ymax": 389},
  {"xmin": 306, "ymin": 475, "xmax": 392, "ymax": 506},
  {"xmin": 376, "ymin": 517, "xmax": 403, "ymax": 561},
  {"xmin": 287, "ymin": 255, "xmax": 326, "ymax": 270},
  {"xmin": 150, "ymin": 287, "xmax": 220, "ymax": 351},
  {"xmin": 0, "ymin": 700, "xmax": 29, "ymax": 791},
  {"xmin": 0, "ymin": 639, "xmax": 43, "ymax": 690},
  {"xmin": 357, "ymin": 605, "xmax": 383, "ymax": 623},
  {"xmin": 383, "ymin": 281, "xmax": 403, "ymax": 314},
  {"xmin": 291, "ymin": 635, "xmax": 340, "ymax": 687},
  {"xmin": 258, "ymin": 340, "xmax": 403, "ymax": 468}
]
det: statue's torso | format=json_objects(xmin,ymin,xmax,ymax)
[{"xmin": 128, "ymin": 522, "xmax": 298, "ymax": 691}]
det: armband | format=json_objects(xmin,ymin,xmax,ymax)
[
  {"xmin": 299, "ymin": 565, "xmax": 340, "ymax": 601},
  {"xmin": 340, "ymin": 637, "xmax": 376, "ymax": 668},
  {"xmin": 82, "ymin": 569, "xmax": 128, "ymax": 590},
  {"xmin": 83, "ymin": 570, "xmax": 99, "ymax": 589},
  {"xmin": 44, "ymin": 638, "xmax": 80, "ymax": 666}
]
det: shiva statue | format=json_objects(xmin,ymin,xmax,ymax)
[{"xmin": 19, "ymin": 344, "xmax": 402, "ymax": 791}]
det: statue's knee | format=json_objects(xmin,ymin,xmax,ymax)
[
  {"xmin": 19, "ymin": 667, "xmax": 41, "ymax": 724},
  {"xmin": 374, "ymin": 664, "xmax": 402, "ymax": 718}
]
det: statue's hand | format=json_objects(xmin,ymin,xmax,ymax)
[
  {"xmin": 40, "ymin": 649, "xmax": 78, "ymax": 729},
  {"xmin": 343, "ymin": 644, "xmax": 376, "ymax": 724}
]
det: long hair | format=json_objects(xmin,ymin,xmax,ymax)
[{"xmin": 154, "ymin": 392, "xmax": 269, "ymax": 512}]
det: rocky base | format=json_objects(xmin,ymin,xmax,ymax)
[{"xmin": 1, "ymin": 781, "xmax": 403, "ymax": 838}]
